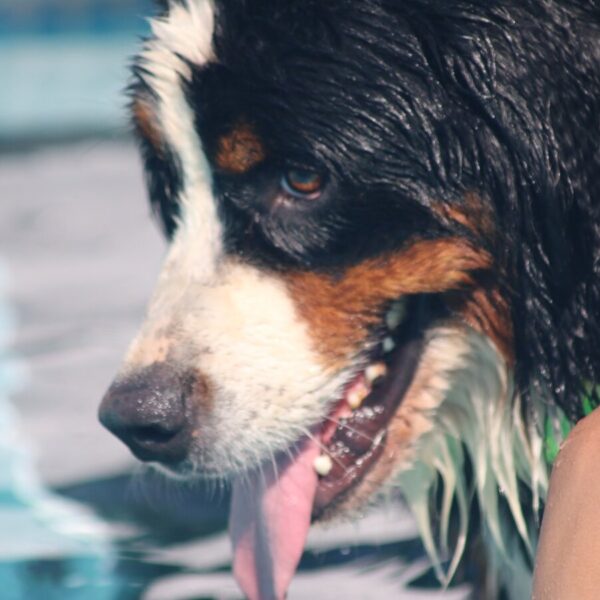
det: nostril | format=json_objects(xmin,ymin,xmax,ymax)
[{"xmin": 130, "ymin": 424, "xmax": 178, "ymax": 445}]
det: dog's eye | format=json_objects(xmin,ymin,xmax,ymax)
[{"xmin": 281, "ymin": 169, "xmax": 323, "ymax": 199}]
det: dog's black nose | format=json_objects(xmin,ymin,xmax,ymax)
[{"xmin": 99, "ymin": 364, "xmax": 192, "ymax": 463}]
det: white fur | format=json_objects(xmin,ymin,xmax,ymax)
[
  {"xmin": 396, "ymin": 329, "xmax": 549, "ymax": 594},
  {"xmin": 126, "ymin": 256, "xmax": 351, "ymax": 475},
  {"xmin": 139, "ymin": 0, "xmax": 222, "ymax": 274}
]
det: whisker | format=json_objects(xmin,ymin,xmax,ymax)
[
  {"xmin": 291, "ymin": 425, "xmax": 352, "ymax": 476},
  {"xmin": 323, "ymin": 414, "xmax": 378, "ymax": 445},
  {"xmin": 267, "ymin": 446, "xmax": 280, "ymax": 481},
  {"xmin": 281, "ymin": 441, "xmax": 300, "ymax": 467}
]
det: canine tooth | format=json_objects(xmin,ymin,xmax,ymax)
[
  {"xmin": 382, "ymin": 336, "xmax": 396, "ymax": 354},
  {"xmin": 365, "ymin": 363, "xmax": 387, "ymax": 384},
  {"xmin": 373, "ymin": 429, "xmax": 385, "ymax": 446},
  {"xmin": 347, "ymin": 382, "xmax": 370, "ymax": 409},
  {"xmin": 385, "ymin": 300, "xmax": 406, "ymax": 330},
  {"xmin": 313, "ymin": 454, "xmax": 333, "ymax": 476}
]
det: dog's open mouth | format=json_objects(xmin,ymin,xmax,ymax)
[
  {"xmin": 230, "ymin": 297, "xmax": 429, "ymax": 599},
  {"xmin": 313, "ymin": 312, "xmax": 425, "ymax": 516}
]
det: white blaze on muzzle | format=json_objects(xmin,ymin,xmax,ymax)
[{"xmin": 123, "ymin": 244, "xmax": 346, "ymax": 472}]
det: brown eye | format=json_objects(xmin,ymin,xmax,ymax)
[{"xmin": 281, "ymin": 169, "xmax": 323, "ymax": 198}]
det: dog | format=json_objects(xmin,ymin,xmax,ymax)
[{"xmin": 99, "ymin": 1, "xmax": 600, "ymax": 597}]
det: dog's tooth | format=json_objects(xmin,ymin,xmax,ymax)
[
  {"xmin": 347, "ymin": 381, "xmax": 370, "ymax": 409},
  {"xmin": 365, "ymin": 362, "xmax": 387, "ymax": 385},
  {"xmin": 373, "ymin": 429, "xmax": 385, "ymax": 447},
  {"xmin": 385, "ymin": 300, "xmax": 406, "ymax": 331},
  {"xmin": 382, "ymin": 336, "xmax": 396, "ymax": 354},
  {"xmin": 314, "ymin": 454, "xmax": 333, "ymax": 476}
]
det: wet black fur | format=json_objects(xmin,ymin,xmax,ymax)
[{"xmin": 134, "ymin": 1, "xmax": 600, "ymax": 423}]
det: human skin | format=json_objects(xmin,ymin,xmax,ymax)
[{"xmin": 533, "ymin": 408, "xmax": 600, "ymax": 599}]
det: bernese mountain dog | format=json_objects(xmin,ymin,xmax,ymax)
[{"xmin": 99, "ymin": 1, "xmax": 600, "ymax": 598}]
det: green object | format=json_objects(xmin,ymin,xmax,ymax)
[
  {"xmin": 582, "ymin": 382, "xmax": 600, "ymax": 416},
  {"xmin": 544, "ymin": 383, "xmax": 600, "ymax": 465},
  {"xmin": 543, "ymin": 415, "xmax": 567, "ymax": 465}
]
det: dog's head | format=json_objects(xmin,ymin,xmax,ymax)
[{"xmin": 99, "ymin": 0, "xmax": 600, "ymax": 597}]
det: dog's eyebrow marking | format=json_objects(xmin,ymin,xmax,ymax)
[
  {"xmin": 285, "ymin": 238, "xmax": 491, "ymax": 368},
  {"xmin": 132, "ymin": 98, "xmax": 163, "ymax": 150},
  {"xmin": 434, "ymin": 193, "xmax": 496, "ymax": 238},
  {"xmin": 215, "ymin": 122, "xmax": 266, "ymax": 174}
]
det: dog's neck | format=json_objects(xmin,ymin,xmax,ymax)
[{"xmin": 395, "ymin": 328, "xmax": 551, "ymax": 595}]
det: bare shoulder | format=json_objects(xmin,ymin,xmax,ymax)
[{"xmin": 533, "ymin": 408, "xmax": 600, "ymax": 599}]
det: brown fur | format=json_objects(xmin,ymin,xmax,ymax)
[
  {"xmin": 433, "ymin": 196, "xmax": 513, "ymax": 362},
  {"xmin": 215, "ymin": 122, "xmax": 266, "ymax": 174},
  {"xmin": 433, "ymin": 193, "xmax": 496, "ymax": 239},
  {"xmin": 286, "ymin": 238, "xmax": 491, "ymax": 368},
  {"xmin": 132, "ymin": 98, "xmax": 163, "ymax": 150},
  {"xmin": 447, "ymin": 287, "xmax": 514, "ymax": 365}
]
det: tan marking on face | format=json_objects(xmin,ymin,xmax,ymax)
[
  {"xmin": 433, "ymin": 196, "xmax": 512, "ymax": 361},
  {"xmin": 186, "ymin": 367, "xmax": 215, "ymax": 414},
  {"xmin": 447, "ymin": 287, "xmax": 514, "ymax": 365},
  {"xmin": 215, "ymin": 122, "xmax": 266, "ymax": 174},
  {"xmin": 286, "ymin": 238, "xmax": 491, "ymax": 368},
  {"xmin": 132, "ymin": 98, "xmax": 163, "ymax": 150},
  {"xmin": 434, "ymin": 192, "xmax": 496, "ymax": 238}
]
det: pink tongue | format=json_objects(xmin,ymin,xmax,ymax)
[{"xmin": 230, "ymin": 438, "xmax": 320, "ymax": 600}]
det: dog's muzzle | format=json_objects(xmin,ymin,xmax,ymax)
[{"xmin": 99, "ymin": 363, "xmax": 194, "ymax": 464}]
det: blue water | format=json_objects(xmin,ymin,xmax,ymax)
[
  {"xmin": 0, "ymin": 2, "xmax": 154, "ymax": 144},
  {"xmin": 0, "ymin": 36, "xmax": 142, "ymax": 142},
  {"xmin": 0, "ymin": 1, "xmax": 152, "ymax": 39},
  {"xmin": 0, "ymin": 265, "xmax": 119, "ymax": 600}
]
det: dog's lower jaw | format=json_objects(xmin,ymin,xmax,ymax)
[{"xmin": 311, "ymin": 325, "xmax": 466, "ymax": 522}]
